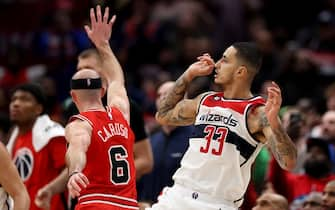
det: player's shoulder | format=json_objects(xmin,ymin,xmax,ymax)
[
  {"xmin": 247, "ymin": 104, "xmax": 267, "ymax": 135},
  {"xmin": 194, "ymin": 91, "xmax": 216, "ymax": 102},
  {"xmin": 65, "ymin": 118, "xmax": 92, "ymax": 133}
]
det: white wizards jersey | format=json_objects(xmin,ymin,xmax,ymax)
[
  {"xmin": 0, "ymin": 187, "xmax": 12, "ymax": 210},
  {"xmin": 172, "ymin": 92, "xmax": 266, "ymax": 207}
]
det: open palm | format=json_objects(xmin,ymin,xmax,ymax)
[{"xmin": 84, "ymin": 5, "xmax": 116, "ymax": 47}]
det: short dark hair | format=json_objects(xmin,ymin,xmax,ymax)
[
  {"xmin": 232, "ymin": 42, "xmax": 263, "ymax": 72},
  {"xmin": 13, "ymin": 83, "xmax": 46, "ymax": 114},
  {"xmin": 307, "ymin": 137, "xmax": 330, "ymax": 160}
]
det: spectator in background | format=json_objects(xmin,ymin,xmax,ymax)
[
  {"xmin": 38, "ymin": 75, "xmax": 63, "ymax": 123},
  {"xmin": 296, "ymin": 98, "xmax": 321, "ymax": 133},
  {"xmin": 280, "ymin": 107, "xmax": 307, "ymax": 173},
  {"xmin": 7, "ymin": 83, "xmax": 68, "ymax": 210},
  {"xmin": 0, "ymin": 141, "xmax": 30, "ymax": 210},
  {"xmin": 323, "ymin": 180, "xmax": 335, "ymax": 210},
  {"xmin": 252, "ymin": 192, "xmax": 289, "ymax": 210},
  {"xmin": 325, "ymin": 83, "xmax": 335, "ymax": 111},
  {"xmin": 301, "ymin": 192, "xmax": 323, "ymax": 210},
  {"xmin": 137, "ymin": 81, "xmax": 191, "ymax": 204},
  {"xmin": 267, "ymin": 137, "xmax": 335, "ymax": 204},
  {"xmin": 311, "ymin": 110, "xmax": 335, "ymax": 150},
  {"xmin": 321, "ymin": 111, "xmax": 335, "ymax": 142}
]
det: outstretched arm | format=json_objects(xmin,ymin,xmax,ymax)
[
  {"xmin": 65, "ymin": 120, "xmax": 91, "ymax": 198},
  {"xmin": 0, "ymin": 142, "xmax": 30, "ymax": 210},
  {"xmin": 155, "ymin": 54, "xmax": 215, "ymax": 126},
  {"xmin": 252, "ymin": 82, "xmax": 297, "ymax": 171},
  {"xmin": 84, "ymin": 5, "xmax": 130, "ymax": 122}
]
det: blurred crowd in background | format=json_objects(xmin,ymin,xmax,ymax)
[{"xmin": 0, "ymin": 0, "xmax": 335, "ymax": 209}]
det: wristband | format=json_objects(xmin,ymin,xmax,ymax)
[{"xmin": 68, "ymin": 171, "xmax": 80, "ymax": 179}]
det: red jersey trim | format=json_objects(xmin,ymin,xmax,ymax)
[
  {"xmin": 70, "ymin": 115, "xmax": 93, "ymax": 127},
  {"xmin": 80, "ymin": 200, "xmax": 139, "ymax": 209},
  {"xmin": 202, "ymin": 94, "xmax": 265, "ymax": 114},
  {"xmin": 79, "ymin": 193, "xmax": 138, "ymax": 209}
]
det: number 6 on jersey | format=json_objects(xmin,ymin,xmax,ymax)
[{"xmin": 108, "ymin": 145, "xmax": 130, "ymax": 185}]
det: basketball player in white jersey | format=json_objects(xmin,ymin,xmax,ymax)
[
  {"xmin": 0, "ymin": 142, "xmax": 30, "ymax": 210},
  {"xmin": 148, "ymin": 42, "xmax": 297, "ymax": 210}
]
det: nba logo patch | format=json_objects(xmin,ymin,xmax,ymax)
[
  {"xmin": 14, "ymin": 147, "xmax": 34, "ymax": 181},
  {"xmin": 192, "ymin": 192, "xmax": 198, "ymax": 200},
  {"xmin": 214, "ymin": 96, "xmax": 220, "ymax": 101}
]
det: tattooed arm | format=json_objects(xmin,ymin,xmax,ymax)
[
  {"xmin": 255, "ymin": 108, "xmax": 297, "ymax": 170},
  {"xmin": 249, "ymin": 82, "xmax": 297, "ymax": 171},
  {"xmin": 155, "ymin": 54, "xmax": 215, "ymax": 126},
  {"xmin": 155, "ymin": 73, "xmax": 206, "ymax": 126}
]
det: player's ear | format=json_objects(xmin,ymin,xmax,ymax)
[
  {"xmin": 236, "ymin": 65, "xmax": 247, "ymax": 77},
  {"xmin": 70, "ymin": 90, "xmax": 78, "ymax": 103},
  {"xmin": 101, "ymin": 87, "xmax": 106, "ymax": 97},
  {"xmin": 35, "ymin": 104, "xmax": 43, "ymax": 115}
]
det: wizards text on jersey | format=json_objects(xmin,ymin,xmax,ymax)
[{"xmin": 198, "ymin": 113, "xmax": 238, "ymax": 127}]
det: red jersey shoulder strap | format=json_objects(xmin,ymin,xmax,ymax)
[{"xmin": 69, "ymin": 114, "xmax": 93, "ymax": 127}]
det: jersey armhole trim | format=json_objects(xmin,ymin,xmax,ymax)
[
  {"xmin": 72, "ymin": 114, "xmax": 93, "ymax": 128},
  {"xmin": 245, "ymin": 103, "xmax": 265, "ymax": 144},
  {"xmin": 197, "ymin": 92, "xmax": 216, "ymax": 114}
]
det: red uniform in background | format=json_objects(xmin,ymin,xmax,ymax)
[
  {"xmin": 11, "ymin": 132, "xmax": 66, "ymax": 210},
  {"xmin": 70, "ymin": 107, "xmax": 137, "ymax": 210}
]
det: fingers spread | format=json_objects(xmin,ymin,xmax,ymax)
[
  {"xmin": 109, "ymin": 15, "xmax": 116, "ymax": 26},
  {"xmin": 96, "ymin": 5, "xmax": 102, "ymax": 22},
  {"xmin": 84, "ymin": 25, "xmax": 91, "ymax": 36},
  {"xmin": 103, "ymin": 7, "xmax": 109, "ymax": 23},
  {"xmin": 90, "ymin": 8, "xmax": 97, "ymax": 31}
]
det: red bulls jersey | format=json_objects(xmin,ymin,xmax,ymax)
[{"xmin": 71, "ymin": 107, "xmax": 137, "ymax": 209}]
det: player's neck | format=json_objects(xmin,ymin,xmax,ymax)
[
  {"xmin": 17, "ymin": 119, "xmax": 35, "ymax": 135},
  {"xmin": 222, "ymin": 85, "xmax": 253, "ymax": 99},
  {"xmin": 79, "ymin": 101, "xmax": 105, "ymax": 112}
]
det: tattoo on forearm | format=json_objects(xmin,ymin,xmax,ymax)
[
  {"xmin": 268, "ymin": 126, "xmax": 297, "ymax": 169},
  {"xmin": 157, "ymin": 76, "xmax": 189, "ymax": 119},
  {"xmin": 166, "ymin": 102, "xmax": 194, "ymax": 125},
  {"xmin": 259, "ymin": 112, "xmax": 270, "ymax": 128}
]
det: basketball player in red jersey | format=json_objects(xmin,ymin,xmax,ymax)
[
  {"xmin": 149, "ymin": 43, "xmax": 297, "ymax": 210},
  {"xmin": 8, "ymin": 83, "xmax": 68, "ymax": 210},
  {"xmin": 66, "ymin": 5, "xmax": 138, "ymax": 210}
]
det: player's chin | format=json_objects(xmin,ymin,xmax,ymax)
[{"xmin": 213, "ymin": 76, "xmax": 221, "ymax": 84}]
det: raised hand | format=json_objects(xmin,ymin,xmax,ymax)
[
  {"xmin": 67, "ymin": 172, "xmax": 89, "ymax": 198},
  {"xmin": 265, "ymin": 81, "xmax": 282, "ymax": 129},
  {"xmin": 84, "ymin": 5, "xmax": 116, "ymax": 48},
  {"xmin": 185, "ymin": 53, "xmax": 215, "ymax": 81}
]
